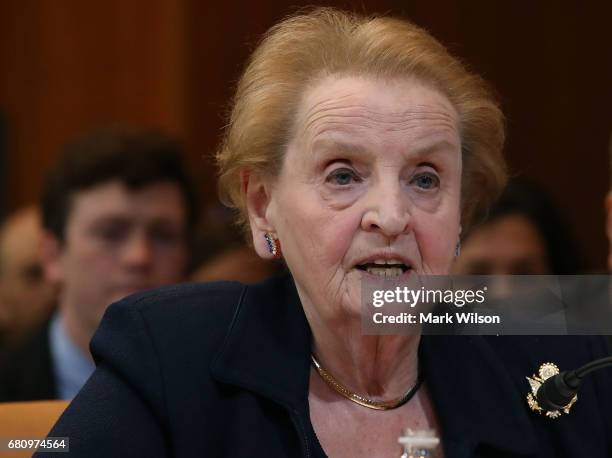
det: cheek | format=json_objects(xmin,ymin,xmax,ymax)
[
  {"xmin": 64, "ymin": 240, "xmax": 116, "ymax": 279},
  {"xmin": 414, "ymin": 205, "xmax": 460, "ymax": 272},
  {"xmin": 275, "ymin": 193, "xmax": 359, "ymax": 271},
  {"xmin": 317, "ymin": 212, "xmax": 360, "ymax": 267}
]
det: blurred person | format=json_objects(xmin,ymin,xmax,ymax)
[
  {"xmin": 454, "ymin": 179, "xmax": 605, "ymax": 335},
  {"xmin": 41, "ymin": 9, "xmax": 611, "ymax": 457},
  {"xmin": 0, "ymin": 206, "xmax": 56, "ymax": 347},
  {"xmin": 453, "ymin": 178, "xmax": 584, "ymax": 275},
  {"xmin": 0, "ymin": 128, "xmax": 197, "ymax": 401}
]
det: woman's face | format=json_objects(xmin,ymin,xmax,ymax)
[{"xmin": 255, "ymin": 75, "xmax": 462, "ymax": 319}]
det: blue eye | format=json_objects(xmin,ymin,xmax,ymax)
[
  {"xmin": 412, "ymin": 172, "xmax": 439, "ymax": 190},
  {"xmin": 327, "ymin": 168, "xmax": 359, "ymax": 186}
]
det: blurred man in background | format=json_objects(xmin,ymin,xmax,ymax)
[
  {"xmin": 0, "ymin": 206, "xmax": 56, "ymax": 348},
  {"xmin": 453, "ymin": 179, "xmax": 584, "ymax": 276},
  {"xmin": 0, "ymin": 128, "xmax": 197, "ymax": 401}
]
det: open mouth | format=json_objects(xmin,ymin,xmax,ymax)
[{"xmin": 355, "ymin": 260, "xmax": 411, "ymax": 278}]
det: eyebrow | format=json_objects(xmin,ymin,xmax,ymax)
[
  {"xmin": 311, "ymin": 137, "xmax": 459, "ymax": 162},
  {"xmin": 409, "ymin": 139, "xmax": 460, "ymax": 160},
  {"xmin": 311, "ymin": 138, "xmax": 370, "ymax": 158}
]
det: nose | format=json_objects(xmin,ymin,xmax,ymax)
[
  {"xmin": 361, "ymin": 183, "xmax": 412, "ymax": 239},
  {"xmin": 122, "ymin": 234, "xmax": 153, "ymax": 269}
]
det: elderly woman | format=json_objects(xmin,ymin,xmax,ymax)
[{"xmin": 41, "ymin": 8, "xmax": 611, "ymax": 458}]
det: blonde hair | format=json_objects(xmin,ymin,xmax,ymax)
[{"xmin": 217, "ymin": 7, "xmax": 506, "ymax": 234}]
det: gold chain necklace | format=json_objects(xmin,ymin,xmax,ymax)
[{"xmin": 311, "ymin": 354, "xmax": 423, "ymax": 411}]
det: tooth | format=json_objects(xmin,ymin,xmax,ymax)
[
  {"xmin": 389, "ymin": 267, "xmax": 400, "ymax": 277},
  {"xmin": 371, "ymin": 259, "xmax": 405, "ymax": 266},
  {"xmin": 366, "ymin": 267, "xmax": 404, "ymax": 277},
  {"xmin": 366, "ymin": 267, "xmax": 386, "ymax": 276}
]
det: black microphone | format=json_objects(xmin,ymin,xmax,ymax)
[{"xmin": 536, "ymin": 356, "xmax": 612, "ymax": 411}]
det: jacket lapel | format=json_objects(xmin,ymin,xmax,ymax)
[{"xmin": 210, "ymin": 274, "xmax": 312, "ymax": 410}]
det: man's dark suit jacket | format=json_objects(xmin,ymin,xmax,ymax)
[
  {"xmin": 39, "ymin": 275, "xmax": 611, "ymax": 457},
  {"xmin": 0, "ymin": 321, "xmax": 56, "ymax": 401}
]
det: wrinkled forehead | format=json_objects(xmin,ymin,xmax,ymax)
[{"xmin": 292, "ymin": 75, "xmax": 460, "ymax": 150}]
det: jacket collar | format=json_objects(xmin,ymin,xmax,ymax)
[
  {"xmin": 210, "ymin": 274, "xmax": 312, "ymax": 410},
  {"xmin": 211, "ymin": 274, "xmax": 538, "ymax": 456}
]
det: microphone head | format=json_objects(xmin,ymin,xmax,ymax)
[{"xmin": 536, "ymin": 371, "xmax": 580, "ymax": 412}]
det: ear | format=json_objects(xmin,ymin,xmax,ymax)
[
  {"xmin": 242, "ymin": 170, "xmax": 277, "ymax": 259},
  {"xmin": 39, "ymin": 231, "xmax": 65, "ymax": 285}
]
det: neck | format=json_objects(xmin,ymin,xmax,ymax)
[
  {"xmin": 307, "ymin": 310, "xmax": 420, "ymax": 400},
  {"xmin": 59, "ymin": 306, "xmax": 94, "ymax": 360}
]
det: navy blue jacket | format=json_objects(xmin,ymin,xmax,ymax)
[{"xmin": 39, "ymin": 275, "xmax": 612, "ymax": 457}]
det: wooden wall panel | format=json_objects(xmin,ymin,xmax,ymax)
[
  {"xmin": 0, "ymin": 0, "xmax": 194, "ymax": 210},
  {"xmin": 0, "ymin": 0, "xmax": 610, "ymax": 269},
  {"xmin": 400, "ymin": 1, "xmax": 612, "ymax": 269}
]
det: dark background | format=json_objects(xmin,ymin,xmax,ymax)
[{"xmin": 0, "ymin": 1, "xmax": 610, "ymax": 269}]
